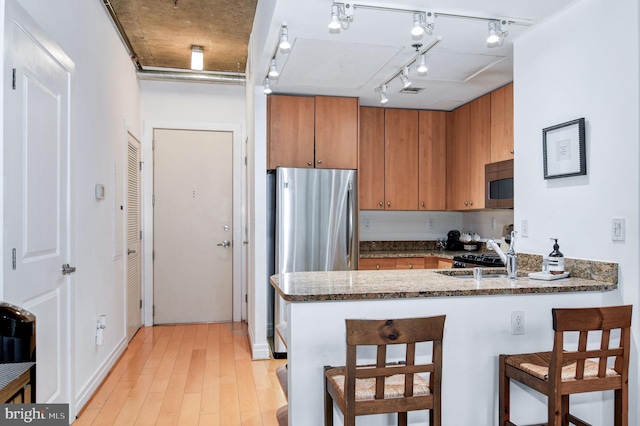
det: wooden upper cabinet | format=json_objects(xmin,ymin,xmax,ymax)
[
  {"xmin": 490, "ymin": 83, "xmax": 514, "ymax": 162},
  {"xmin": 385, "ymin": 109, "xmax": 419, "ymax": 210},
  {"xmin": 315, "ymin": 96, "xmax": 358, "ymax": 169},
  {"xmin": 267, "ymin": 95, "xmax": 315, "ymax": 169},
  {"xmin": 468, "ymin": 93, "xmax": 491, "ymax": 209},
  {"xmin": 359, "ymin": 107, "xmax": 385, "ymax": 210},
  {"xmin": 418, "ymin": 111, "xmax": 447, "ymax": 210},
  {"xmin": 446, "ymin": 103, "xmax": 470, "ymax": 210}
]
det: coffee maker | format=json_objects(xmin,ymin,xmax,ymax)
[{"xmin": 445, "ymin": 230, "xmax": 463, "ymax": 251}]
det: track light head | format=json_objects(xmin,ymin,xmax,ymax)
[
  {"xmin": 263, "ymin": 78, "xmax": 272, "ymax": 95},
  {"xmin": 487, "ymin": 20, "xmax": 509, "ymax": 46},
  {"xmin": 379, "ymin": 84, "xmax": 389, "ymax": 105},
  {"xmin": 279, "ymin": 24, "xmax": 291, "ymax": 52},
  {"xmin": 417, "ymin": 54, "xmax": 428, "ymax": 75},
  {"xmin": 400, "ymin": 67, "xmax": 412, "ymax": 88},
  {"xmin": 268, "ymin": 58, "xmax": 279, "ymax": 79},
  {"xmin": 329, "ymin": 4, "xmax": 342, "ymax": 30},
  {"xmin": 411, "ymin": 13, "xmax": 425, "ymax": 37}
]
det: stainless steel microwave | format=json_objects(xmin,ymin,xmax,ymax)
[{"xmin": 485, "ymin": 159, "xmax": 513, "ymax": 209}]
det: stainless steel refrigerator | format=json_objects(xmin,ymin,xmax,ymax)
[{"xmin": 267, "ymin": 167, "xmax": 358, "ymax": 357}]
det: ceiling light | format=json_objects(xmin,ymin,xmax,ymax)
[
  {"xmin": 379, "ymin": 84, "xmax": 389, "ymax": 105},
  {"xmin": 268, "ymin": 58, "xmax": 279, "ymax": 79},
  {"xmin": 279, "ymin": 23, "xmax": 291, "ymax": 52},
  {"xmin": 417, "ymin": 54, "xmax": 428, "ymax": 75},
  {"xmin": 399, "ymin": 67, "xmax": 412, "ymax": 88},
  {"xmin": 329, "ymin": 4, "xmax": 341, "ymax": 30},
  {"xmin": 411, "ymin": 13, "xmax": 425, "ymax": 37},
  {"xmin": 190, "ymin": 45, "xmax": 203, "ymax": 71},
  {"xmin": 487, "ymin": 21, "xmax": 500, "ymax": 44},
  {"xmin": 263, "ymin": 78, "xmax": 272, "ymax": 95}
]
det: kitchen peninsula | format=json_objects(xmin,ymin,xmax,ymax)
[{"xmin": 271, "ymin": 265, "xmax": 617, "ymax": 425}]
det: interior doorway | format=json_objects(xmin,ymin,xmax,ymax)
[{"xmin": 153, "ymin": 129, "xmax": 234, "ymax": 324}]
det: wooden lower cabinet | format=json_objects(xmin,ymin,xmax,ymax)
[{"xmin": 359, "ymin": 257, "xmax": 452, "ymax": 270}]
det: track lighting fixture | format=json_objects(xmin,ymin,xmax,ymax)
[
  {"xmin": 487, "ymin": 20, "xmax": 509, "ymax": 46},
  {"xmin": 279, "ymin": 23, "xmax": 291, "ymax": 52},
  {"xmin": 417, "ymin": 54, "xmax": 428, "ymax": 75},
  {"xmin": 263, "ymin": 78, "xmax": 272, "ymax": 95},
  {"xmin": 268, "ymin": 58, "xmax": 279, "ymax": 79},
  {"xmin": 190, "ymin": 45, "xmax": 203, "ymax": 71},
  {"xmin": 411, "ymin": 12, "xmax": 434, "ymax": 37},
  {"xmin": 379, "ymin": 84, "xmax": 389, "ymax": 105},
  {"xmin": 328, "ymin": 3, "xmax": 353, "ymax": 32},
  {"xmin": 399, "ymin": 67, "xmax": 411, "ymax": 88}
]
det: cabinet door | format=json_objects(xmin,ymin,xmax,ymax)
[
  {"xmin": 359, "ymin": 107, "xmax": 385, "ymax": 210},
  {"xmin": 358, "ymin": 258, "xmax": 396, "ymax": 270},
  {"xmin": 395, "ymin": 258, "xmax": 425, "ymax": 270},
  {"xmin": 268, "ymin": 95, "xmax": 315, "ymax": 169},
  {"xmin": 418, "ymin": 110, "xmax": 447, "ymax": 210},
  {"xmin": 446, "ymin": 104, "xmax": 470, "ymax": 210},
  {"xmin": 385, "ymin": 109, "xmax": 419, "ymax": 210},
  {"xmin": 468, "ymin": 94, "xmax": 491, "ymax": 209},
  {"xmin": 490, "ymin": 83, "xmax": 514, "ymax": 163},
  {"xmin": 315, "ymin": 96, "xmax": 358, "ymax": 169}
]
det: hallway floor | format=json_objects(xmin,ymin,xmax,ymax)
[{"xmin": 74, "ymin": 322, "xmax": 287, "ymax": 425}]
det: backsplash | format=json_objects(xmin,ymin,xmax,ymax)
[
  {"xmin": 517, "ymin": 253, "xmax": 618, "ymax": 284},
  {"xmin": 360, "ymin": 240, "xmax": 437, "ymax": 252}
]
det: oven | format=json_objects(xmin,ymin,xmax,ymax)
[{"xmin": 452, "ymin": 253, "xmax": 505, "ymax": 268}]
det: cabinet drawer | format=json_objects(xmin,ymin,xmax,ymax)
[
  {"xmin": 437, "ymin": 258, "xmax": 453, "ymax": 269},
  {"xmin": 395, "ymin": 258, "xmax": 425, "ymax": 270},
  {"xmin": 359, "ymin": 258, "xmax": 396, "ymax": 270}
]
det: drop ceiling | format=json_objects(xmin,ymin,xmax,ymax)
[{"xmin": 105, "ymin": 0, "xmax": 578, "ymax": 110}]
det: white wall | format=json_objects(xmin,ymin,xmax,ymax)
[
  {"xmin": 514, "ymin": 0, "xmax": 639, "ymax": 423},
  {"xmin": 11, "ymin": 0, "xmax": 142, "ymax": 415}
]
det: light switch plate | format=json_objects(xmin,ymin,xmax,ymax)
[{"xmin": 612, "ymin": 218, "xmax": 625, "ymax": 241}]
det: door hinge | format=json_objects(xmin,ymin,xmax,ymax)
[
  {"xmin": 152, "ymin": 194, "xmax": 155, "ymax": 206},
  {"xmin": 139, "ymin": 161, "xmax": 143, "ymax": 171},
  {"xmin": 140, "ymin": 230, "xmax": 142, "ymax": 240},
  {"xmin": 152, "ymin": 139, "xmax": 155, "ymax": 150},
  {"xmin": 12, "ymin": 248, "xmax": 16, "ymax": 270},
  {"xmin": 12, "ymin": 68, "xmax": 16, "ymax": 90},
  {"xmin": 153, "ymin": 305, "xmax": 155, "ymax": 316},
  {"xmin": 152, "ymin": 250, "xmax": 155, "ymax": 261},
  {"xmin": 245, "ymin": 294, "xmax": 248, "ymax": 303},
  {"xmin": 140, "ymin": 299, "xmax": 142, "ymax": 309},
  {"xmin": 244, "ymin": 156, "xmax": 247, "ymax": 166}
]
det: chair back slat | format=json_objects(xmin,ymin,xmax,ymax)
[{"xmin": 598, "ymin": 329, "xmax": 611, "ymax": 377}]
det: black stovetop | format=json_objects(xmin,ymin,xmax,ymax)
[{"xmin": 452, "ymin": 253, "xmax": 505, "ymax": 267}]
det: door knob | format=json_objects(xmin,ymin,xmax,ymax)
[
  {"xmin": 127, "ymin": 249, "xmax": 136, "ymax": 255},
  {"xmin": 62, "ymin": 263, "xmax": 77, "ymax": 275},
  {"xmin": 217, "ymin": 240, "xmax": 231, "ymax": 248}
]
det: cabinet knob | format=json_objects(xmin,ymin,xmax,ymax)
[
  {"xmin": 317, "ymin": 159, "xmax": 322, "ymax": 164},
  {"xmin": 376, "ymin": 264, "xmax": 380, "ymax": 270},
  {"xmin": 464, "ymin": 201, "xmax": 469, "ymax": 206},
  {"xmin": 307, "ymin": 161, "xmax": 312, "ymax": 166},
  {"xmin": 379, "ymin": 201, "xmax": 383, "ymax": 207},
  {"xmin": 510, "ymin": 150, "xmax": 514, "ymax": 154},
  {"xmin": 421, "ymin": 202, "xmax": 425, "ymax": 207},
  {"xmin": 469, "ymin": 200, "xmax": 473, "ymax": 206},
  {"xmin": 409, "ymin": 264, "xmax": 413, "ymax": 269},
  {"xmin": 387, "ymin": 201, "xmax": 391, "ymax": 207}
]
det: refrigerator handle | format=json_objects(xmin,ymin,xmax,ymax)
[{"xmin": 347, "ymin": 180, "xmax": 354, "ymax": 267}]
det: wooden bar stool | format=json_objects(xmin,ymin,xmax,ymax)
[
  {"xmin": 324, "ymin": 315, "xmax": 445, "ymax": 426},
  {"xmin": 499, "ymin": 305, "xmax": 632, "ymax": 426}
]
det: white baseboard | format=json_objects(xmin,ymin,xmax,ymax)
[
  {"xmin": 74, "ymin": 336, "xmax": 127, "ymax": 415},
  {"xmin": 247, "ymin": 323, "xmax": 270, "ymax": 360}
]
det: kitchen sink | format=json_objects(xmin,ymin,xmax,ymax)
[{"xmin": 449, "ymin": 273, "xmax": 509, "ymax": 279}]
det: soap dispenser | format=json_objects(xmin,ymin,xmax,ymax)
[{"xmin": 548, "ymin": 238, "xmax": 565, "ymax": 275}]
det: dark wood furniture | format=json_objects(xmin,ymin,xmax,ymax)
[
  {"xmin": 499, "ymin": 305, "xmax": 632, "ymax": 426},
  {"xmin": 324, "ymin": 315, "xmax": 445, "ymax": 426}
]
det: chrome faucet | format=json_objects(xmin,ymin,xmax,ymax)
[{"xmin": 486, "ymin": 231, "xmax": 518, "ymax": 280}]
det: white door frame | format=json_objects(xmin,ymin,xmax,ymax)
[{"xmin": 142, "ymin": 120, "xmax": 243, "ymax": 325}]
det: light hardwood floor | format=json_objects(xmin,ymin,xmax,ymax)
[{"xmin": 74, "ymin": 322, "xmax": 287, "ymax": 426}]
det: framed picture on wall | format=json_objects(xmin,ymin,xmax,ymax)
[{"xmin": 542, "ymin": 118, "xmax": 586, "ymax": 179}]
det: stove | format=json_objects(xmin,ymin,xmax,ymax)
[{"xmin": 452, "ymin": 253, "xmax": 505, "ymax": 268}]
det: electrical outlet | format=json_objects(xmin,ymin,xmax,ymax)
[
  {"xmin": 511, "ymin": 311, "xmax": 525, "ymax": 335},
  {"xmin": 521, "ymin": 219, "xmax": 529, "ymax": 238},
  {"xmin": 427, "ymin": 218, "xmax": 435, "ymax": 229},
  {"xmin": 363, "ymin": 218, "xmax": 371, "ymax": 230},
  {"xmin": 491, "ymin": 218, "xmax": 497, "ymax": 230},
  {"xmin": 612, "ymin": 218, "xmax": 625, "ymax": 241}
]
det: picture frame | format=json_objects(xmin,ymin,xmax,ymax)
[{"xmin": 542, "ymin": 118, "xmax": 586, "ymax": 179}]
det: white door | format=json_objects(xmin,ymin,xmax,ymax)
[
  {"xmin": 3, "ymin": 1, "xmax": 74, "ymax": 407},
  {"xmin": 153, "ymin": 129, "xmax": 233, "ymax": 324},
  {"xmin": 126, "ymin": 133, "xmax": 142, "ymax": 341}
]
